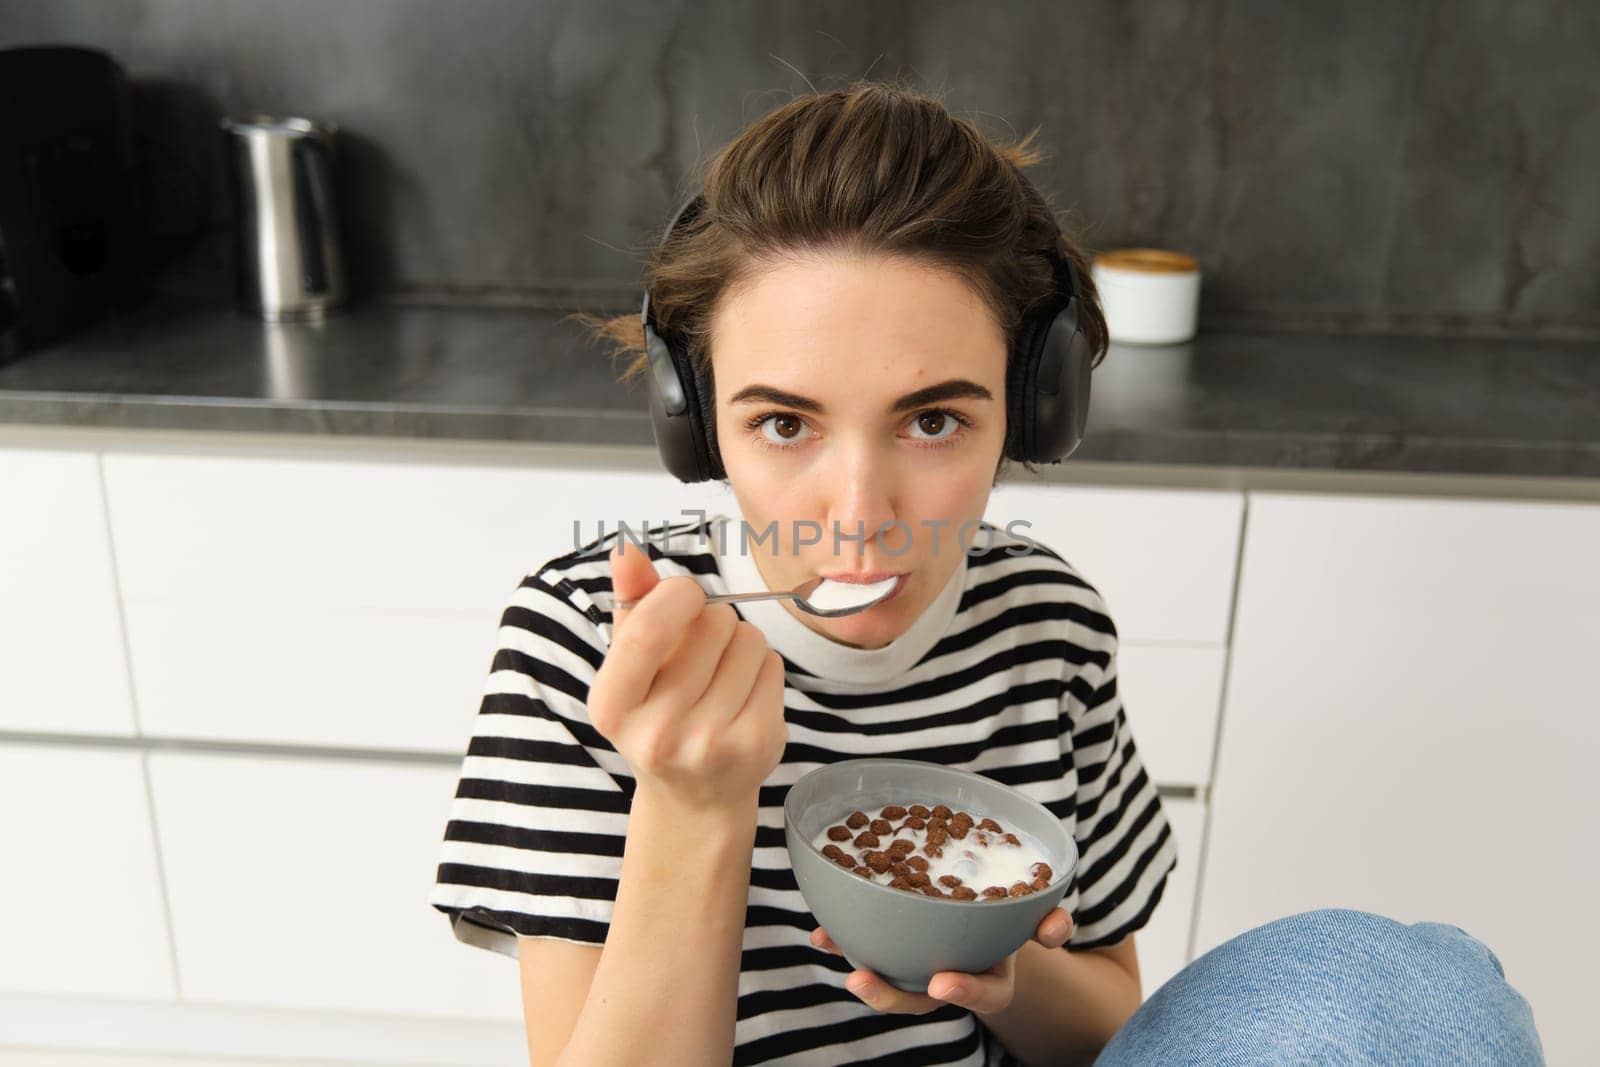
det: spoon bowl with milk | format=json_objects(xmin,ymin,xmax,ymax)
[{"xmin": 617, "ymin": 574, "xmax": 899, "ymax": 618}]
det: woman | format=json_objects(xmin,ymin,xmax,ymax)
[{"xmin": 429, "ymin": 83, "xmax": 1542, "ymax": 1065}]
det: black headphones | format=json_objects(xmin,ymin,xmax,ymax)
[{"xmin": 639, "ymin": 164, "xmax": 1092, "ymax": 483}]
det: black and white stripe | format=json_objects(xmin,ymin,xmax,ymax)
[{"xmin": 432, "ymin": 517, "xmax": 1178, "ymax": 1065}]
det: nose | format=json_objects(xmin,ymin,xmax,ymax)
[{"xmin": 823, "ymin": 438, "xmax": 902, "ymax": 561}]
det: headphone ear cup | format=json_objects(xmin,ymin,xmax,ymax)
[
  {"xmin": 1005, "ymin": 307, "xmax": 1050, "ymax": 463},
  {"xmin": 1006, "ymin": 303, "xmax": 1092, "ymax": 464},
  {"xmin": 1029, "ymin": 309, "xmax": 1093, "ymax": 462},
  {"xmin": 641, "ymin": 192, "xmax": 722, "ymax": 483},
  {"xmin": 643, "ymin": 322, "xmax": 710, "ymax": 482}
]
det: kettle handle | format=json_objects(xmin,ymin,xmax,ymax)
[{"xmin": 291, "ymin": 136, "xmax": 335, "ymax": 295}]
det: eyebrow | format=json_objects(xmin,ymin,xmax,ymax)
[{"xmin": 727, "ymin": 378, "xmax": 995, "ymax": 415}]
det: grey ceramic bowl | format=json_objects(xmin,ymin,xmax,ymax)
[{"xmin": 784, "ymin": 757, "xmax": 1078, "ymax": 993}]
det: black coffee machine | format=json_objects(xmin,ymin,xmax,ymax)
[{"xmin": 0, "ymin": 45, "xmax": 147, "ymax": 364}]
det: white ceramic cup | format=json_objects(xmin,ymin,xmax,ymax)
[{"xmin": 1090, "ymin": 248, "xmax": 1202, "ymax": 345}]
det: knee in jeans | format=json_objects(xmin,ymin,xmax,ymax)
[
  {"xmin": 1212, "ymin": 908, "xmax": 1536, "ymax": 1057},
  {"xmin": 1410, "ymin": 919, "xmax": 1509, "ymax": 980},
  {"xmin": 1269, "ymin": 908, "xmax": 1508, "ymax": 982},
  {"xmin": 1270, "ymin": 906, "xmax": 1394, "ymax": 943},
  {"xmin": 1106, "ymin": 910, "xmax": 1544, "ymax": 1067},
  {"xmin": 1267, "ymin": 909, "xmax": 1531, "ymax": 1032}
]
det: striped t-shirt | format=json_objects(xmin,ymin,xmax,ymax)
[{"xmin": 431, "ymin": 514, "xmax": 1178, "ymax": 1065}]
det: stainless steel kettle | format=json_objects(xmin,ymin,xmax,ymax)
[{"xmin": 221, "ymin": 115, "xmax": 345, "ymax": 321}]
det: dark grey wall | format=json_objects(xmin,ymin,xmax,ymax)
[{"xmin": 4, "ymin": 0, "xmax": 1597, "ymax": 337}]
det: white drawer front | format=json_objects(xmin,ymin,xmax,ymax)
[
  {"xmin": 986, "ymin": 484, "xmax": 1243, "ymax": 644},
  {"xmin": 1118, "ymin": 643, "xmax": 1225, "ymax": 787},
  {"xmin": 102, "ymin": 453, "xmax": 735, "ymax": 614},
  {"xmin": 0, "ymin": 449, "xmax": 136, "ymax": 735},
  {"xmin": 126, "ymin": 601, "xmax": 493, "ymax": 752},
  {"xmin": 104, "ymin": 455, "xmax": 733, "ymax": 748},
  {"xmin": 148, "ymin": 750, "xmax": 522, "ymax": 1021},
  {"xmin": 0, "ymin": 745, "xmax": 175, "ymax": 998}
]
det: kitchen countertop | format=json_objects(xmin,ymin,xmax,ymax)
[{"xmin": 0, "ymin": 297, "xmax": 1596, "ymax": 480}]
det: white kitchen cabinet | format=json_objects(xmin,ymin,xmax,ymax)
[
  {"xmin": 1133, "ymin": 794, "xmax": 1206, "ymax": 999},
  {"xmin": 985, "ymin": 483, "xmax": 1243, "ymax": 645},
  {"xmin": 0, "ymin": 449, "xmax": 136, "ymax": 735},
  {"xmin": 102, "ymin": 454, "xmax": 734, "ymax": 616},
  {"xmin": 146, "ymin": 749, "xmax": 524, "ymax": 1021},
  {"xmin": 102, "ymin": 453, "xmax": 1238, "ymax": 764},
  {"xmin": 103, "ymin": 454, "xmax": 732, "ymax": 750},
  {"xmin": 0, "ymin": 744, "xmax": 175, "ymax": 999},
  {"xmin": 1195, "ymin": 493, "xmax": 1600, "ymax": 1067},
  {"xmin": 121, "ymin": 599, "xmax": 498, "ymax": 753},
  {"xmin": 986, "ymin": 483, "xmax": 1242, "ymax": 791}
]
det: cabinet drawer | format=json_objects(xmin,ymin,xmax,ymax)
[
  {"xmin": 102, "ymin": 453, "xmax": 735, "ymax": 614},
  {"xmin": 147, "ymin": 750, "xmax": 522, "ymax": 1020},
  {"xmin": 0, "ymin": 744, "xmax": 174, "ymax": 998},
  {"xmin": 1118, "ymin": 643, "xmax": 1225, "ymax": 787},
  {"xmin": 104, "ymin": 454, "xmax": 733, "ymax": 748},
  {"xmin": 0, "ymin": 449, "xmax": 136, "ymax": 735},
  {"xmin": 125, "ymin": 601, "xmax": 492, "ymax": 752},
  {"xmin": 986, "ymin": 484, "xmax": 1243, "ymax": 644}
]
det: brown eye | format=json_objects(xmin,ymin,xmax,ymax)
[
  {"xmin": 755, "ymin": 413, "xmax": 810, "ymax": 446},
  {"xmin": 907, "ymin": 409, "xmax": 968, "ymax": 444}
]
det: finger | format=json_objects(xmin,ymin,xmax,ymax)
[
  {"xmin": 686, "ymin": 618, "xmax": 770, "ymax": 727},
  {"xmin": 1033, "ymin": 907, "xmax": 1075, "ymax": 949},
  {"xmin": 640, "ymin": 602, "xmax": 741, "ymax": 716},
  {"xmin": 724, "ymin": 648, "xmax": 788, "ymax": 758},
  {"xmin": 727, "ymin": 643, "xmax": 786, "ymax": 728},
  {"xmin": 928, "ymin": 969, "xmax": 1010, "ymax": 1014},
  {"xmin": 810, "ymin": 927, "xmax": 844, "ymax": 956},
  {"xmin": 844, "ymin": 969, "xmax": 942, "ymax": 1016},
  {"xmin": 608, "ymin": 539, "xmax": 659, "ymax": 631},
  {"xmin": 598, "ymin": 560, "xmax": 706, "ymax": 712}
]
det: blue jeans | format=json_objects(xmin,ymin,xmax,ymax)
[{"xmin": 1094, "ymin": 908, "xmax": 1544, "ymax": 1066}]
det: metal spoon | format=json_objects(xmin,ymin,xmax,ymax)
[{"xmin": 617, "ymin": 575, "xmax": 899, "ymax": 618}]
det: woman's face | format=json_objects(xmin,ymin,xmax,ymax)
[{"xmin": 711, "ymin": 250, "xmax": 1008, "ymax": 650}]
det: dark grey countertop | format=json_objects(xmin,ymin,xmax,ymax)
[{"xmin": 1, "ymin": 298, "xmax": 1597, "ymax": 479}]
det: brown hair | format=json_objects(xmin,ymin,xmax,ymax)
[{"xmin": 567, "ymin": 80, "xmax": 1108, "ymax": 480}]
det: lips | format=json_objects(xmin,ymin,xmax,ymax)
[{"xmin": 819, "ymin": 571, "xmax": 909, "ymax": 605}]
